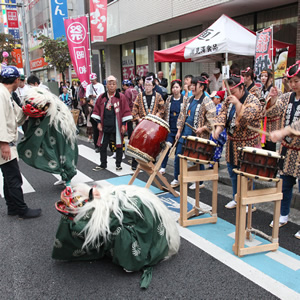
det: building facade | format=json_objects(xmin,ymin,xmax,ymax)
[{"xmin": 91, "ymin": 0, "xmax": 298, "ymax": 90}]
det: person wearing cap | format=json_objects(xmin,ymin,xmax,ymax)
[
  {"xmin": 86, "ymin": 73, "xmax": 105, "ymax": 152},
  {"xmin": 208, "ymin": 68, "xmax": 223, "ymax": 92},
  {"xmin": 0, "ymin": 66, "xmax": 42, "ymax": 219},
  {"xmin": 16, "ymin": 74, "xmax": 30, "ymax": 102},
  {"xmin": 91, "ymin": 75, "xmax": 132, "ymax": 171},
  {"xmin": 266, "ymin": 61, "xmax": 300, "ymax": 232},
  {"xmin": 213, "ymin": 75, "xmax": 264, "ymax": 210}
]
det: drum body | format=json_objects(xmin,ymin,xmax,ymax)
[
  {"xmin": 238, "ymin": 147, "xmax": 283, "ymax": 178},
  {"xmin": 181, "ymin": 136, "xmax": 217, "ymax": 161},
  {"xmin": 127, "ymin": 114, "xmax": 170, "ymax": 162}
]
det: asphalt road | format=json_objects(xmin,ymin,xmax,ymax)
[{"xmin": 0, "ymin": 137, "xmax": 299, "ymax": 299}]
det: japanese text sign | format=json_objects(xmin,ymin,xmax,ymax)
[
  {"xmin": 89, "ymin": 0, "xmax": 107, "ymax": 42},
  {"xmin": 51, "ymin": 0, "xmax": 68, "ymax": 40},
  {"xmin": 64, "ymin": 16, "xmax": 91, "ymax": 89},
  {"xmin": 6, "ymin": 10, "xmax": 18, "ymax": 28}
]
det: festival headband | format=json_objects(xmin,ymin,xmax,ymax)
[
  {"xmin": 145, "ymin": 76, "xmax": 153, "ymax": 84},
  {"xmin": 198, "ymin": 79, "xmax": 208, "ymax": 85},
  {"xmin": 229, "ymin": 75, "xmax": 244, "ymax": 90},
  {"xmin": 241, "ymin": 67, "xmax": 251, "ymax": 74},
  {"xmin": 286, "ymin": 60, "xmax": 300, "ymax": 78},
  {"xmin": 171, "ymin": 79, "xmax": 182, "ymax": 83}
]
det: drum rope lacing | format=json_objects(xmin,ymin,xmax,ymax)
[
  {"xmin": 246, "ymin": 227, "xmax": 273, "ymax": 242},
  {"xmin": 194, "ymin": 205, "xmax": 212, "ymax": 216}
]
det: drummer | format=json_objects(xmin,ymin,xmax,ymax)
[
  {"xmin": 266, "ymin": 61, "xmax": 300, "ymax": 229},
  {"xmin": 170, "ymin": 76, "xmax": 216, "ymax": 188},
  {"xmin": 241, "ymin": 67, "xmax": 260, "ymax": 98},
  {"xmin": 131, "ymin": 76, "xmax": 165, "ymax": 170},
  {"xmin": 213, "ymin": 75, "xmax": 264, "ymax": 210},
  {"xmin": 159, "ymin": 79, "xmax": 184, "ymax": 175}
]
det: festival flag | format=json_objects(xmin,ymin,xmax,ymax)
[
  {"xmin": 254, "ymin": 27, "xmax": 273, "ymax": 76},
  {"xmin": 89, "ymin": 0, "xmax": 107, "ymax": 42},
  {"xmin": 274, "ymin": 47, "xmax": 289, "ymax": 92},
  {"xmin": 64, "ymin": 16, "xmax": 91, "ymax": 89}
]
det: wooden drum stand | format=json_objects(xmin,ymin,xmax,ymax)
[
  {"xmin": 178, "ymin": 155, "xmax": 218, "ymax": 227},
  {"xmin": 232, "ymin": 170, "xmax": 282, "ymax": 257}
]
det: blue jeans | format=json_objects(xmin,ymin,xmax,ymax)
[
  {"xmin": 161, "ymin": 132, "xmax": 176, "ymax": 169},
  {"xmin": 281, "ymin": 175, "xmax": 296, "ymax": 216},
  {"xmin": 174, "ymin": 142, "xmax": 204, "ymax": 181},
  {"xmin": 227, "ymin": 163, "xmax": 238, "ymax": 200}
]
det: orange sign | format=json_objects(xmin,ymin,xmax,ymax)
[
  {"xmin": 11, "ymin": 49, "xmax": 23, "ymax": 68},
  {"xmin": 30, "ymin": 57, "xmax": 48, "ymax": 71}
]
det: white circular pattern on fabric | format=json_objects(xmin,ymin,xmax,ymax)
[
  {"xmin": 50, "ymin": 136, "xmax": 56, "ymax": 145},
  {"xmin": 25, "ymin": 149, "xmax": 32, "ymax": 158},
  {"xmin": 132, "ymin": 240, "xmax": 141, "ymax": 256},
  {"xmin": 48, "ymin": 160, "xmax": 57, "ymax": 169},
  {"xmin": 37, "ymin": 148, "xmax": 44, "ymax": 156},
  {"xmin": 20, "ymin": 137, "xmax": 26, "ymax": 142},
  {"xmin": 54, "ymin": 238, "xmax": 62, "ymax": 248},
  {"xmin": 35, "ymin": 119, "xmax": 41, "ymax": 126},
  {"xmin": 60, "ymin": 155, "xmax": 66, "ymax": 164},
  {"xmin": 72, "ymin": 249, "xmax": 86, "ymax": 257},
  {"xmin": 71, "ymin": 231, "xmax": 84, "ymax": 239},
  {"xmin": 157, "ymin": 223, "xmax": 165, "ymax": 236},
  {"xmin": 34, "ymin": 128, "xmax": 43, "ymax": 137},
  {"xmin": 112, "ymin": 227, "xmax": 122, "ymax": 236}
]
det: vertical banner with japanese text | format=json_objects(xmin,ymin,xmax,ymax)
[
  {"xmin": 64, "ymin": 16, "xmax": 91, "ymax": 89},
  {"xmin": 254, "ymin": 27, "xmax": 273, "ymax": 76},
  {"xmin": 50, "ymin": 0, "xmax": 68, "ymax": 40},
  {"xmin": 89, "ymin": 0, "xmax": 107, "ymax": 42}
]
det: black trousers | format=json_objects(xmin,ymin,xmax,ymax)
[
  {"xmin": 127, "ymin": 120, "xmax": 134, "ymax": 140},
  {"xmin": 91, "ymin": 117, "xmax": 99, "ymax": 148},
  {"xmin": 0, "ymin": 158, "xmax": 28, "ymax": 215},
  {"xmin": 100, "ymin": 132, "xmax": 122, "ymax": 168}
]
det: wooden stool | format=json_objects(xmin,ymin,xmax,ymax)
[
  {"xmin": 178, "ymin": 155, "xmax": 218, "ymax": 227},
  {"xmin": 128, "ymin": 143, "xmax": 179, "ymax": 197},
  {"xmin": 232, "ymin": 170, "xmax": 282, "ymax": 257}
]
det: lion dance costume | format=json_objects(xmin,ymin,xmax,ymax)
[
  {"xmin": 17, "ymin": 87, "xmax": 78, "ymax": 186},
  {"xmin": 52, "ymin": 184, "xmax": 180, "ymax": 288}
]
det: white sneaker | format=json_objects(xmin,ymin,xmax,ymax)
[
  {"xmin": 246, "ymin": 205, "xmax": 257, "ymax": 213},
  {"xmin": 225, "ymin": 200, "xmax": 237, "ymax": 209},
  {"xmin": 54, "ymin": 179, "xmax": 65, "ymax": 186},
  {"xmin": 170, "ymin": 179, "xmax": 179, "ymax": 188},
  {"xmin": 122, "ymin": 153, "xmax": 125, "ymax": 159},
  {"xmin": 269, "ymin": 214, "xmax": 289, "ymax": 228},
  {"xmin": 159, "ymin": 168, "xmax": 166, "ymax": 175},
  {"xmin": 109, "ymin": 153, "xmax": 116, "ymax": 159},
  {"xmin": 189, "ymin": 182, "xmax": 196, "ymax": 190},
  {"xmin": 295, "ymin": 231, "xmax": 300, "ymax": 240}
]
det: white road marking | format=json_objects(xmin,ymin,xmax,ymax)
[
  {"xmin": 266, "ymin": 251, "xmax": 300, "ymax": 271},
  {"xmin": 52, "ymin": 170, "xmax": 93, "ymax": 185}
]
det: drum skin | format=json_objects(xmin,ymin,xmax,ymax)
[
  {"xmin": 127, "ymin": 115, "xmax": 169, "ymax": 162},
  {"xmin": 182, "ymin": 136, "xmax": 216, "ymax": 161}
]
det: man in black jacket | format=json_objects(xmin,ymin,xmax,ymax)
[{"xmin": 157, "ymin": 71, "xmax": 168, "ymax": 88}]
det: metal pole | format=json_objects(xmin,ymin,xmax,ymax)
[
  {"xmin": 86, "ymin": 13, "xmax": 93, "ymax": 74},
  {"xmin": 19, "ymin": 3, "xmax": 30, "ymax": 76}
]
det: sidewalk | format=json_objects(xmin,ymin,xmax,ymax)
[{"xmin": 78, "ymin": 126, "xmax": 300, "ymax": 211}]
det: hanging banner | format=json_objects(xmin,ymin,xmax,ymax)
[
  {"xmin": 274, "ymin": 47, "xmax": 289, "ymax": 92},
  {"xmin": 11, "ymin": 48, "xmax": 23, "ymax": 68},
  {"xmin": 9, "ymin": 28, "xmax": 19, "ymax": 39},
  {"xmin": 50, "ymin": 0, "xmax": 68, "ymax": 39},
  {"xmin": 64, "ymin": 16, "xmax": 91, "ymax": 89},
  {"xmin": 254, "ymin": 27, "xmax": 273, "ymax": 76},
  {"xmin": 6, "ymin": 9, "xmax": 18, "ymax": 28},
  {"xmin": 89, "ymin": 0, "xmax": 107, "ymax": 42}
]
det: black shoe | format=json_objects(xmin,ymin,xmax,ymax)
[
  {"xmin": 8, "ymin": 211, "xmax": 18, "ymax": 216},
  {"xmin": 93, "ymin": 165, "xmax": 106, "ymax": 171},
  {"xmin": 19, "ymin": 208, "xmax": 42, "ymax": 219},
  {"xmin": 116, "ymin": 166, "xmax": 122, "ymax": 171},
  {"xmin": 131, "ymin": 167, "xmax": 137, "ymax": 171},
  {"xmin": 95, "ymin": 148, "xmax": 100, "ymax": 153}
]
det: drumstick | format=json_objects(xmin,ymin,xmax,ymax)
[
  {"xmin": 247, "ymin": 125, "xmax": 271, "ymax": 137},
  {"xmin": 168, "ymin": 139, "xmax": 178, "ymax": 159},
  {"xmin": 224, "ymin": 79, "xmax": 231, "ymax": 96},
  {"xmin": 185, "ymin": 122, "xmax": 197, "ymax": 133}
]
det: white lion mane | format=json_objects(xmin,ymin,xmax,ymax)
[
  {"xmin": 24, "ymin": 87, "xmax": 77, "ymax": 145},
  {"xmin": 72, "ymin": 183, "xmax": 180, "ymax": 258}
]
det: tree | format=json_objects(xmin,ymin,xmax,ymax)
[
  {"xmin": 38, "ymin": 35, "xmax": 71, "ymax": 83},
  {"xmin": 0, "ymin": 33, "xmax": 21, "ymax": 65}
]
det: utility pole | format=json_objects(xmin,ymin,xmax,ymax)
[{"xmin": 1, "ymin": 2, "xmax": 30, "ymax": 76}]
